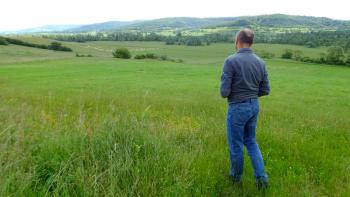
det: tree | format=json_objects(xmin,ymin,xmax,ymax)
[
  {"xmin": 112, "ymin": 48, "xmax": 131, "ymax": 59},
  {"xmin": 134, "ymin": 54, "xmax": 146, "ymax": 59},
  {"xmin": 326, "ymin": 46, "xmax": 344, "ymax": 64},
  {"xmin": 305, "ymin": 41, "xmax": 316, "ymax": 48},
  {"xmin": 281, "ymin": 49, "xmax": 293, "ymax": 59},
  {"xmin": 344, "ymin": 40, "xmax": 350, "ymax": 52},
  {"xmin": 48, "ymin": 42, "xmax": 62, "ymax": 50},
  {"xmin": 0, "ymin": 37, "xmax": 8, "ymax": 45},
  {"xmin": 165, "ymin": 37, "xmax": 176, "ymax": 45},
  {"xmin": 346, "ymin": 52, "xmax": 350, "ymax": 66},
  {"xmin": 293, "ymin": 50, "xmax": 303, "ymax": 61},
  {"xmin": 48, "ymin": 42, "xmax": 72, "ymax": 51}
]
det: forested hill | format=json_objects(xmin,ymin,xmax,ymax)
[
  {"xmin": 4, "ymin": 14, "xmax": 350, "ymax": 34},
  {"xmin": 67, "ymin": 14, "xmax": 350, "ymax": 32}
]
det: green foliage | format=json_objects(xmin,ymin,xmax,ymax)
[
  {"xmin": 134, "ymin": 53, "xmax": 178, "ymax": 62},
  {"xmin": 256, "ymin": 50, "xmax": 275, "ymax": 59},
  {"xmin": 293, "ymin": 50, "xmax": 303, "ymax": 61},
  {"xmin": 346, "ymin": 57, "xmax": 350, "ymax": 66},
  {"xmin": 76, "ymin": 53, "xmax": 92, "ymax": 57},
  {"xmin": 112, "ymin": 48, "xmax": 131, "ymax": 59},
  {"xmin": 326, "ymin": 46, "xmax": 344, "ymax": 64},
  {"xmin": 305, "ymin": 41, "xmax": 316, "ymax": 48},
  {"xmin": 144, "ymin": 53, "xmax": 156, "ymax": 59},
  {"xmin": 0, "ymin": 37, "xmax": 8, "ymax": 45},
  {"xmin": 281, "ymin": 49, "xmax": 293, "ymax": 59},
  {"xmin": 270, "ymin": 31, "xmax": 350, "ymax": 48},
  {"xmin": 159, "ymin": 55, "xmax": 168, "ymax": 60},
  {"xmin": 3, "ymin": 37, "xmax": 72, "ymax": 52},
  {"xmin": 165, "ymin": 37, "xmax": 176, "ymax": 45},
  {"xmin": 134, "ymin": 54, "xmax": 146, "ymax": 59},
  {"xmin": 344, "ymin": 40, "xmax": 350, "ymax": 52},
  {"xmin": 48, "ymin": 42, "xmax": 72, "ymax": 51},
  {"xmin": 172, "ymin": 58, "xmax": 184, "ymax": 63},
  {"xmin": 184, "ymin": 37, "xmax": 203, "ymax": 46}
]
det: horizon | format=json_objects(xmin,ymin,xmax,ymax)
[{"xmin": 0, "ymin": 0, "xmax": 349, "ymax": 32}]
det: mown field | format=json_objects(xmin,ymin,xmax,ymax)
[{"xmin": 0, "ymin": 39, "xmax": 349, "ymax": 196}]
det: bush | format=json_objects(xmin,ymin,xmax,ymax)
[
  {"xmin": 165, "ymin": 38, "xmax": 176, "ymax": 45},
  {"xmin": 346, "ymin": 57, "xmax": 350, "ymax": 66},
  {"xmin": 48, "ymin": 42, "xmax": 72, "ymax": 52},
  {"xmin": 300, "ymin": 56, "xmax": 313, "ymax": 63},
  {"xmin": 134, "ymin": 54, "xmax": 146, "ymax": 59},
  {"xmin": 171, "ymin": 59, "xmax": 184, "ymax": 63},
  {"xmin": 76, "ymin": 53, "xmax": 92, "ymax": 57},
  {"xmin": 145, "ymin": 53, "xmax": 157, "ymax": 59},
  {"xmin": 134, "ymin": 53, "xmax": 182, "ymax": 63},
  {"xmin": 293, "ymin": 50, "xmax": 303, "ymax": 61},
  {"xmin": 305, "ymin": 41, "xmax": 316, "ymax": 48},
  {"xmin": 256, "ymin": 50, "xmax": 275, "ymax": 59},
  {"xmin": 326, "ymin": 46, "xmax": 344, "ymax": 65},
  {"xmin": 113, "ymin": 48, "xmax": 131, "ymax": 59},
  {"xmin": 281, "ymin": 49, "xmax": 293, "ymax": 59},
  {"xmin": 159, "ymin": 55, "xmax": 168, "ymax": 61},
  {"xmin": 0, "ymin": 37, "xmax": 8, "ymax": 45}
]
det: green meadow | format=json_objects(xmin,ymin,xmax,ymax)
[{"xmin": 0, "ymin": 39, "xmax": 349, "ymax": 196}]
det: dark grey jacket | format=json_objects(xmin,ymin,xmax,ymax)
[{"xmin": 220, "ymin": 48, "xmax": 270, "ymax": 103}]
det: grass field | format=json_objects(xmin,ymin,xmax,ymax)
[{"xmin": 0, "ymin": 40, "xmax": 349, "ymax": 196}]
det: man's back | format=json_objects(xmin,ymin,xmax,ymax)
[
  {"xmin": 220, "ymin": 48, "xmax": 270, "ymax": 103},
  {"xmin": 222, "ymin": 29, "xmax": 269, "ymax": 189}
]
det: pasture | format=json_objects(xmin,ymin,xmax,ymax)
[{"xmin": 0, "ymin": 39, "xmax": 349, "ymax": 196}]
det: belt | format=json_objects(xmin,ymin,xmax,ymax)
[{"xmin": 230, "ymin": 98, "xmax": 258, "ymax": 104}]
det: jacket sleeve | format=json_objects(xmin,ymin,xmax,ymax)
[
  {"xmin": 258, "ymin": 64, "xmax": 270, "ymax": 97},
  {"xmin": 220, "ymin": 59, "xmax": 234, "ymax": 98}
]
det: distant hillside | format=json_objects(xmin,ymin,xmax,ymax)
[
  {"xmin": 120, "ymin": 17, "xmax": 235, "ymax": 31},
  {"xmin": 65, "ymin": 14, "xmax": 350, "ymax": 33},
  {"xmin": 9, "ymin": 24, "xmax": 82, "ymax": 34},
  {"xmin": 6, "ymin": 14, "xmax": 350, "ymax": 34},
  {"xmin": 213, "ymin": 14, "xmax": 350, "ymax": 30},
  {"xmin": 67, "ymin": 21, "xmax": 141, "ymax": 32}
]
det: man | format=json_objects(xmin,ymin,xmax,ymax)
[{"xmin": 220, "ymin": 29, "xmax": 270, "ymax": 189}]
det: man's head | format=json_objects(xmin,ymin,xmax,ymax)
[{"xmin": 235, "ymin": 28, "xmax": 254, "ymax": 50}]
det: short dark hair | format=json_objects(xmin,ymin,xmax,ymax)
[{"xmin": 236, "ymin": 29, "xmax": 254, "ymax": 46}]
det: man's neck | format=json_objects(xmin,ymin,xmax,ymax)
[{"xmin": 237, "ymin": 45, "xmax": 251, "ymax": 50}]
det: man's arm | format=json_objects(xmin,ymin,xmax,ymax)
[
  {"xmin": 258, "ymin": 65, "xmax": 270, "ymax": 97},
  {"xmin": 220, "ymin": 59, "xmax": 234, "ymax": 98}
]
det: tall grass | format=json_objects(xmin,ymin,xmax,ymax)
[{"xmin": 0, "ymin": 50, "xmax": 349, "ymax": 196}]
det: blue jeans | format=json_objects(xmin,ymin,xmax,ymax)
[{"xmin": 226, "ymin": 98, "xmax": 268, "ymax": 181}]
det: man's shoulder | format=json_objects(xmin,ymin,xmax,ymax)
[
  {"xmin": 225, "ymin": 53, "xmax": 239, "ymax": 64},
  {"xmin": 252, "ymin": 53, "xmax": 265, "ymax": 65},
  {"xmin": 225, "ymin": 54, "xmax": 236, "ymax": 61},
  {"xmin": 224, "ymin": 51, "xmax": 265, "ymax": 66}
]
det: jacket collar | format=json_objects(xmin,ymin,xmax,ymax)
[{"xmin": 237, "ymin": 48, "xmax": 252, "ymax": 53}]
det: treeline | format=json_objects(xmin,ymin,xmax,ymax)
[
  {"xmin": 281, "ymin": 47, "xmax": 350, "ymax": 66},
  {"xmin": 46, "ymin": 32, "xmax": 164, "ymax": 43},
  {"xmin": 45, "ymin": 32, "xmax": 233, "ymax": 46},
  {"xmin": 0, "ymin": 36, "xmax": 72, "ymax": 52},
  {"xmin": 268, "ymin": 31, "xmax": 350, "ymax": 49},
  {"xmin": 45, "ymin": 30, "xmax": 350, "ymax": 49}
]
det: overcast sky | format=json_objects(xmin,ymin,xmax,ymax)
[{"xmin": 0, "ymin": 0, "xmax": 349, "ymax": 31}]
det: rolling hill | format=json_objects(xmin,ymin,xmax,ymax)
[
  {"xmin": 64, "ymin": 14, "xmax": 350, "ymax": 32},
  {"xmin": 3, "ymin": 14, "xmax": 350, "ymax": 34}
]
